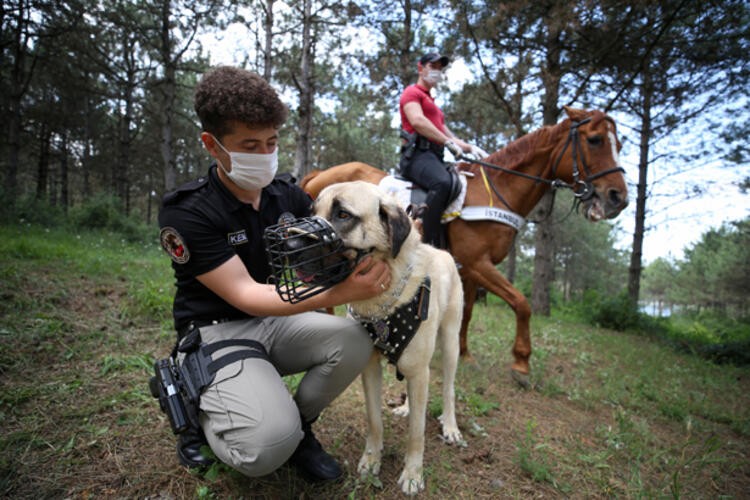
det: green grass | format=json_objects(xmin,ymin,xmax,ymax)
[{"xmin": 1, "ymin": 223, "xmax": 748, "ymax": 498}]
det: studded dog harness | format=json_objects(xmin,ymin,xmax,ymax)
[{"xmin": 349, "ymin": 277, "xmax": 431, "ymax": 380}]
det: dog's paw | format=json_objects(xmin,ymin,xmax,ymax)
[
  {"xmin": 398, "ymin": 466, "xmax": 424, "ymax": 496},
  {"xmin": 392, "ymin": 401, "xmax": 410, "ymax": 417},
  {"xmin": 441, "ymin": 426, "xmax": 466, "ymax": 447},
  {"xmin": 357, "ymin": 451, "xmax": 381, "ymax": 477}
]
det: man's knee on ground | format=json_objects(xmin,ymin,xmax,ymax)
[{"xmin": 215, "ymin": 411, "xmax": 302, "ymax": 477}]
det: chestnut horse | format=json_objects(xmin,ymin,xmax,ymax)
[{"xmin": 301, "ymin": 107, "xmax": 628, "ymax": 386}]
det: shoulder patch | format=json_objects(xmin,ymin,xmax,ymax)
[{"xmin": 160, "ymin": 227, "xmax": 190, "ymax": 264}]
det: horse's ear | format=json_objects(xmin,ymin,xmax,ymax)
[
  {"xmin": 379, "ymin": 200, "xmax": 411, "ymax": 258},
  {"xmin": 563, "ymin": 105, "xmax": 587, "ymax": 121}
]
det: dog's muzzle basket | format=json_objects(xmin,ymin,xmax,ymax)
[{"xmin": 264, "ymin": 216, "xmax": 353, "ymax": 303}]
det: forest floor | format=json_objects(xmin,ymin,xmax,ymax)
[{"xmin": 1, "ymin": 225, "xmax": 749, "ymax": 499}]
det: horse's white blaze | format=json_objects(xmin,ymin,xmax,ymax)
[{"xmin": 607, "ymin": 130, "xmax": 619, "ymax": 165}]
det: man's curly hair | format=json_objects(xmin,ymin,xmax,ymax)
[{"xmin": 194, "ymin": 66, "xmax": 288, "ymax": 138}]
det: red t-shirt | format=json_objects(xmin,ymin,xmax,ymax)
[{"xmin": 399, "ymin": 84, "xmax": 446, "ymax": 139}]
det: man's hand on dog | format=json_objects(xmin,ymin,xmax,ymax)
[{"xmin": 334, "ymin": 255, "xmax": 391, "ymax": 301}]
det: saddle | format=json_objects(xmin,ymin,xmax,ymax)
[{"xmin": 379, "ymin": 166, "xmax": 467, "ymax": 223}]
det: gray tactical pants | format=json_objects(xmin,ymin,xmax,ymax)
[{"xmin": 186, "ymin": 312, "xmax": 372, "ymax": 477}]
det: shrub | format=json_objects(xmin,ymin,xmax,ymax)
[
  {"xmin": 0, "ymin": 193, "xmax": 67, "ymax": 226},
  {"xmin": 574, "ymin": 290, "xmax": 668, "ymax": 334},
  {"xmin": 69, "ymin": 194, "xmax": 126, "ymax": 230},
  {"xmin": 69, "ymin": 194, "xmax": 153, "ymax": 243}
]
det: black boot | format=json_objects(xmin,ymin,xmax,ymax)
[
  {"xmin": 289, "ymin": 419, "xmax": 343, "ymax": 482},
  {"xmin": 177, "ymin": 427, "xmax": 215, "ymax": 469}
]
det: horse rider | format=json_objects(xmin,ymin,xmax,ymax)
[{"xmin": 398, "ymin": 52, "xmax": 485, "ymax": 249}]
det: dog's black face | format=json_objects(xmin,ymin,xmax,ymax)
[
  {"xmin": 282, "ymin": 217, "xmax": 352, "ymax": 285},
  {"xmin": 263, "ymin": 216, "xmax": 353, "ymax": 303}
]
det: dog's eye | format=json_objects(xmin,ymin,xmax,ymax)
[
  {"xmin": 337, "ymin": 209, "xmax": 352, "ymax": 220},
  {"xmin": 587, "ymin": 135, "xmax": 603, "ymax": 146}
]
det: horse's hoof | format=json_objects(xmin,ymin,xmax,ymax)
[
  {"xmin": 460, "ymin": 352, "xmax": 477, "ymax": 364},
  {"xmin": 510, "ymin": 369, "xmax": 532, "ymax": 390}
]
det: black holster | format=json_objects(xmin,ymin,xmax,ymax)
[
  {"xmin": 149, "ymin": 325, "xmax": 269, "ymax": 435},
  {"xmin": 399, "ymin": 130, "xmax": 417, "ymax": 172}
]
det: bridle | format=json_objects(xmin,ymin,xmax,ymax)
[{"xmin": 457, "ymin": 116, "xmax": 625, "ymax": 210}]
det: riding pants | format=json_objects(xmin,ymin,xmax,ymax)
[
  {"xmin": 180, "ymin": 312, "xmax": 372, "ymax": 477},
  {"xmin": 401, "ymin": 147, "xmax": 452, "ymax": 248}
]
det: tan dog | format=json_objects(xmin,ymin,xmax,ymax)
[{"xmin": 314, "ymin": 181, "xmax": 464, "ymax": 495}]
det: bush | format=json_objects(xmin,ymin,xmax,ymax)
[
  {"xmin": 69, "ymin": 194, "xmax": 125, "ymax": 230},
  {"xmin": 572, "ymin": 290, "xmax": 667, "ymax": 334},
  {"xmin": 69, "ymin": 194, "xmax": 153, "ymax": 243},
  {"xmin": 0, "ymin": 192, "xmax": 67, "ymax": 226}
]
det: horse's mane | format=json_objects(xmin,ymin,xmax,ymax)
[{"xmin": 477, "ymin": 121, "xmax": 566, "ymax": 173}]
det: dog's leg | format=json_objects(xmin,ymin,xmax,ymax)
[
  {"xmin": 438, "ymin": 308, "xmax": 463, "ymax": 444},
  {"xmin": 397, "ymin": 367, "xmax": 429, "ymax": 495},
  {"xmin": 357, "ymin": 352, "xmax": 384, "ymax": 477}
]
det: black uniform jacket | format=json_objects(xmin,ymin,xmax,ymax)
[{"xmin": 158, "ymin": 165, "xmax": 312, "ymax": 331}]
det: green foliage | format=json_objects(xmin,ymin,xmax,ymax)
[
  {"xmin": 574, "ymin": 290, "xmax": 644, "ymax": 332},
  {"xmin": 515, "ymin": 419, "xmax": 555, "ymax": 485},
  {"xmin": 0, "ymin": 192, "xmax": 67, "ymax": 226},
  {"xmin": 673, "ymin": 218, "xmax": 750, "ymax": 316},
  {"xmin": 68, "ymin": 194, "xmax": 153, "ymax": 243},
  {"xmin": 123, "ymin": 279, "xmax": 174, "ymax": 321},
  {"xmin": 666, "ymin": 311, "xmax": 750, "ymax": 365}
]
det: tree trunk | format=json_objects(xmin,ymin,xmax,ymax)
[
  {"xmin": 531, "ymin": 191, "xmax": 556, "ymax": 315},
  {"xmin": 506, "ymin": 234, "xmax": 517, "ymax": 284},
  {"xmin": 531, "ymin": 12, "xmax": 562, "ymax": 316},
  {"xmin": 118, "ymin": 88, "xmax": 133, "ymax": 212},
  {"xmin": 59, "ymin": 133, "xmax": 69, "ymax": 213},
  {"xmin": 293, "ymin": 0, "xmax": 314, "ymax": 178},
  {"xmin": 5, "ymin": 0, "xmax": 30, "ymax": 204},
  {"xmin": 628, "ymin": 66, "xmax": 652, "ymax": 305},
  {"xmin": 36, "ymin": 123, "xmax": 51, "ymax": 200},
  {"xmin": 160, "ymin": 0, "xmax": 177, "ymax": 193},
  {"xmin": 82, "ymin": 87, "xmax": 93, "ymax": 198},
  {"xmin": 262, "ymin": 0, "xmax": 275, "ymax": 81},
  {"xmin": 399, "ymin": 0, "xmax": 413, "ymax": 84}
]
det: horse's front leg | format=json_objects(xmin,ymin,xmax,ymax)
[
  {"xmin": 458, "ymin": 277, "xmax": 478, "ymax": 359},
  {"xmin": 465, "ymin": 260, "xmax": 532, "ymax": 388}
]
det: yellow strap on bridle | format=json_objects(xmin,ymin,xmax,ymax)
[{"xmin": 479, "ymin": 167, "xmax": 494, "ymax": 207}]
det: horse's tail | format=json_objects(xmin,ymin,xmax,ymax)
[{"xmin": 299, "ymin": 169, "xmax": 322, "ymax": 191}]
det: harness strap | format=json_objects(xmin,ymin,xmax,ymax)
[
  {"xmin": 479, "ymin": 166, "xmax": 494, "ymax": 207},
  {"xmin": 359, "ymin": 277, "xmax": 431, "ymax": 381}
]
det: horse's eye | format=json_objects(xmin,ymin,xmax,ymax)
[{"xmin": 587, "ymin": 135, "xmax": 603, "ymax": 146}]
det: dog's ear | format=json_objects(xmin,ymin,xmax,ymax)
[{"xmin": 379, "ymin": 200, "xmax": 411, "ymax": 258}]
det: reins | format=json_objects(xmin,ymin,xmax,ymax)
[{"xmin": 456, "ymin": 117, "xmax": 625, "ymax": 213}]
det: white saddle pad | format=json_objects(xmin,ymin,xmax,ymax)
[
  {"xmin": 378, "ymin": 173, "xmax": 467, "ymax": 223},
  {"xmin": 377, "ymin": 171, "xmax": 525, "ymax": 230}
]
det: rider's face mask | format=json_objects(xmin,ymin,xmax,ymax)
[
  {"xmin": 212, "ymin": 135, "xmax": 278, "ymax": 190},
  {"xmin": 423, "ymin": 68, "xmax": 444, "ymax": 86}
]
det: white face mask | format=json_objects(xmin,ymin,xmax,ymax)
[
  {"xmin": 423, "ymin": 69, "xmax": 444, "ymax": 86},
  {"xmin": 213, "ymin": 136, "xmax": 278, "ymax": 190}
]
